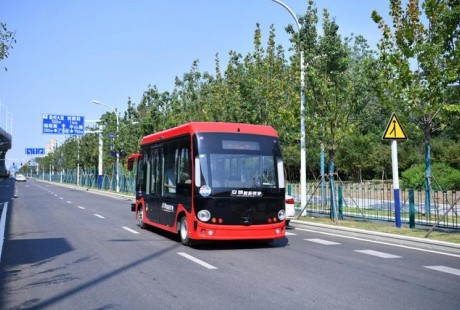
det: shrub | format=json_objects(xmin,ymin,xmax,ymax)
[{"xmin": 401, "ymin": 163, "xmax": 460, "ymax": 191}]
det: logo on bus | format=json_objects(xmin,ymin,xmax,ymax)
[
  {"xmin": 161, "ymin": 203, "xmax": 175, "ymax": 212},
  {"xmin": 231, "ymin": 190, "xmax": 263, "ymax": 198}
]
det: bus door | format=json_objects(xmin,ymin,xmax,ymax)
[
  {"xmin": 143, "ymin": 147, "xmax": 162, "ymax": 223},
  {"xmin": 143, "ymin": 137, "xmax": 192, "ymax": 228},
  {"xmin": 159, "ymin": 138, "xmax": 192, "ymax": 227},
  {"xmin": 159, "ymin": 142, "xmax": 177, "ymax": 227},
  {"xmin": 145, "ymin": 142, "xmax": 178, "ymax": 228}
]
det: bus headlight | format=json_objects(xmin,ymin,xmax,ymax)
[
  {"xmin": 197, "ymin": 210, "xmax": 211, "ymax": 222},
  {"xmin": 278, "ymin": 209, "xmax": 286, "ymax": 221}
]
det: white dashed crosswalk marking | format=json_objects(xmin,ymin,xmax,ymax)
[
  {"xmin": 424, "ymin": 266, "xmax": 460, "ymax": 277},
  {"xmin": 305, "ymin": 238, "xmax": 341, "ymax": 245},
  {"xmin": 355, "ymin": 250, "xmax": 401, "ymax": 258}
]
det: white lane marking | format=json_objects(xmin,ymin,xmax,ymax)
[
  {"xmin": 355, "ymin": 249, "xmax": 401, "ymax": 259},
  {"xmin": 78, "ymin": 206, "xmax": 85, "ymax": 210},
  {"xmin": 285, "ymin": 231, "xmax": 297, "ymax": 236},
  {"xmin": 295, "ymin": 227, "xmax": 460, "ymax": 258},
  {"xmin": 54, "ymin": 194, "xmax": 58, "ymax": 197},
  {"xmin": 59, "ymin": 197, "xmax": 64, "ymax": 200},
  {"xmin": 305, "ymin": 238, "xmax": 341, "ymax": 245},
  {"xmin": 178, "ymin": 252, "xmax": 217, "ymax": 270},
  {"xmin": 94, "ymin": 214, "xmax": 105, "ymax": 219},
  {"xmin": 122, "ymin": 226, "xmax": 140, "ymax": 234},
  {"xmin": 424, "ymin": 266, "xmax": 460, "ymax": 277},
  {"xmin": 0, "ymin": 202, "xmax": 8, "ymax": 261},
  {"xmin": 66, "ymin": 201, "xmax": 72, "ymax": 204}
]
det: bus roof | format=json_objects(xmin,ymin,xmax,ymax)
[{"xmin": 141, "ymin": 122, "xmax": 278, "ymax": 146}]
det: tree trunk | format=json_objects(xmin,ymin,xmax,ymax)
[
  {"xmin": 424, "ymin": 124, "xmax": 432, "ymax": 217},
  {"xmin": 328, "ymin": 157, "xmax": 338, "ymax": 222},
  {"xmin": 425, "ymin": 140, "xmax": 431, "ymax": 217}
]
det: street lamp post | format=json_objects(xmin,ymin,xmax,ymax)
[
  {"xmin": 92, "ymin": 99, "xmax": 120, "ymax": 192},
  {"xmin": 272, "ymin": 0, "xmax": 307, "ymax": 214},
  {"xmin": 86, "ymin": 119, "xmax": 104, "ymax": 190}
]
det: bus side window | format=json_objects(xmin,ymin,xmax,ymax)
[
  {"xmin": 163, "ymin": 142, "xmax": 177, "ymax": 195},
  {"xmin": 176, "ymin": 146, "xmax": 191, "ymax": 196},
  {"xmin": 197, "ymin": 154, "xmax": 209, "ymax": 187},
  {"xmin": 143, "ymin": 151, "xmax": 150, "ymax": 195},
  {"xmin": 178, "ymin": 148, "xmax": 191, "ymax": 184},
  {"xmin": 150, "ymin": 148, "xmax": 162, "ymax": 195}
]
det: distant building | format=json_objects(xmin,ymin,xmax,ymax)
[{"xmin": 46, "ymin": 139, "xmax": 57, "ymax": 154}]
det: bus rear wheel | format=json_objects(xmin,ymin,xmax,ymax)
[
  {"xmin": 138, "ymin": 207, "xmax": 146, "ymax": 229},
  {"xmin": 179, "ymin": 216, "xmax": 192, "ymax": 246}
]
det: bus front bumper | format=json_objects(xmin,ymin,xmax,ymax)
[{"xmin": 191, "ymin": 221, "xmax": 286, "ymax": 241}]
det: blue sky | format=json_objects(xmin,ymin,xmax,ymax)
[{"xmin": 0, "ymin": 0, "xmax": 389, "ymax": 169}]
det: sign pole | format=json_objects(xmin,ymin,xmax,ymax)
[
  {"xmin": 391, "ymin": 140, "xmax": 401, "ymax": 228},
  {"xmin": 382, "ymin": 112, "xmax": 407, "ymax": 228}
]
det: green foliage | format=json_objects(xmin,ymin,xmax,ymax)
[
  {"xmin": 336, "ymin": 133, "xmax": 390, "ymax": 181},
  {"xmin": 372, "ymin": 0, "xmax": 460, "ymax": 180},
  {"xmin": 0, "ymin": 22, "xmax": 16, "ymax": 70},
  {"xmin": 35, "ymin": 1, "xmax": 459, "ymax": 184},
  {"xmin": 431, "ymin": 137, "xmax": 460, "ymax": 170},
  {"xmin": 401, "ymin": 162, "xmax": 460, "ymax": 190}
]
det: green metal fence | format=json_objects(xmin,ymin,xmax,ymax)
[
  {"xmin": 287, "ymin": 182, "xmax": 459, "ymax": 229},
  {"xmin": 33, "ymin": 167, "xmax": 136, "ymax": 195},
  {"xmin": 30, "ymin": 169, "xmax": 458, "ymax": 229}
]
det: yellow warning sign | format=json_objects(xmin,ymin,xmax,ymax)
[{"xmin": 382, "ymin": 113, "xmax": 408, "ymax": 140}]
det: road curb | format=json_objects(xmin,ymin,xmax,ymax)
[{"xmin": 290, "ymin": 219, "xmax": 460, "ymax": 255}]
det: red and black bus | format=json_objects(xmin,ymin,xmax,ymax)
[{"xmin": 127, "ymin": 122, "xmax": 286, "ymax": 245}]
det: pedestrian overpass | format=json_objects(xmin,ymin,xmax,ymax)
[{"xmin": 0, "ymin": 126, "xmax": 12, "ymax": 176}]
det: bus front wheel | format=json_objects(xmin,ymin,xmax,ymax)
[{"xmin": 179, "ymin": 216, "xmax": 192, "ymax": 246}]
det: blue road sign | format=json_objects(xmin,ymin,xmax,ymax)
[
  {"xmin": 42, "ymin": 114, "xmax": 85, "ymax": 135},
  {"xmin": 25, "ymin": 148, "xmax": 46, "ymax": 155}
]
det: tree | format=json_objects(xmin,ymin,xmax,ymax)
[
  {"xmin": 286, "ymin": 1, "xmax": 378, "ymax": 219},
  {"xmin": 0, "ymin": 22, "xmax": 16, "ymax": 70},
  {"xmin": 372, "ymin": 0, "xmax": 460, "ymax": 214}
]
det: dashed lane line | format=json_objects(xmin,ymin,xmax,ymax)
[
  {"xmin": 178, "ymin": 252, "xmax": 218, "ymax": 270},
  {"xmin": 94, "ymin": 214, "xmax": 105, "ymax": 219},
  {"xmin": 122, "ymin": 226, "xmax": 140, "ymax": 234}
]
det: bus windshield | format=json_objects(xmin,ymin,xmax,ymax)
[{"xmin": 194, "ymin": 133, "xmax": 284, "ymax": 192}]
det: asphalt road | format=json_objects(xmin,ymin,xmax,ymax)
[{"xmin": 1, "ymin": 178, "xmax": 460, "ymax": 310}]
